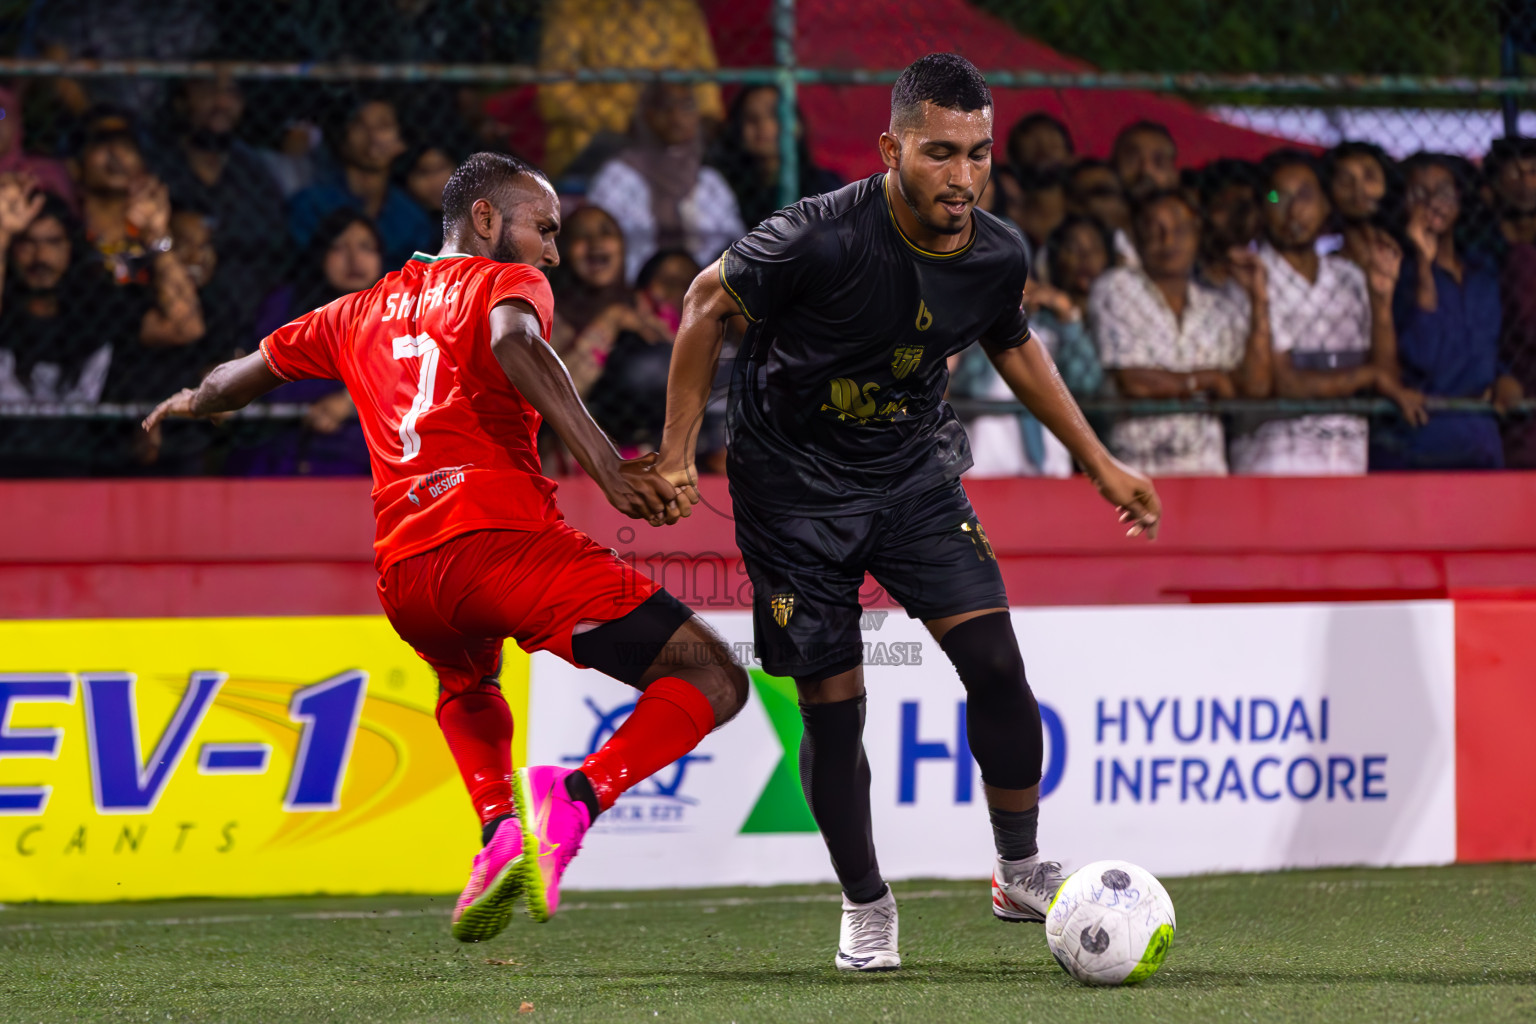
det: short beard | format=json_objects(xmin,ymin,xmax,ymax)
[
  {"xmin": 896, "ymin": 167, "xmax": 969, "ymax": 236},
  {"xmin": 489, "ymin": 221, "xmax": 524, "ymax": 264}
]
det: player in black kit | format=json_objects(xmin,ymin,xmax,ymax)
[{"xmin": 657, "ymin": 53, "xmax": 1162, "ymax": 972}]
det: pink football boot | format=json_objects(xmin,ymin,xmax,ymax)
[
  {"xmin": 450, "ymin": 815, "xmax": 525, "ymax": 942},
  {"xmin": 514, "ymin": 765, "xmax": 594, "ymax": 922}
]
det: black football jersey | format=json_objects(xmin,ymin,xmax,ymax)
[{"xmin": 720, "ymin": 173, "xmax": 1031, "ymax": 516}]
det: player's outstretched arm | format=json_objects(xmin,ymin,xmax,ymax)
[
  {"xmin": 989, "ymin": 336, "xmax": 1162, "ymax": 540},
  {"xmin": 655, "ymin": 260, "xmax": 738, "ymax": 519},
  {"xmin": 490, "ymin": 300, "xmax": 678, "ymax": 525},
  {"xmin": 141, "ymin": 351, "xmax": 283, "ymax": 432}
]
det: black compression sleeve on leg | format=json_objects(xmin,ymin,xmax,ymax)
[
  {"xmin": 938, "ymin": 611, "xmax": 1044, "ymax": 791},
  {"xmin": 799, "ymin": 696, "xmax": 886, "ymax": 904}
]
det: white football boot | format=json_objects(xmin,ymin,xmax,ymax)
[
  {"xmin": 991, "ymin": 853, "xmax": 1066, "ymax": 922},
  {"xmin": 834, "ymin": 887, "xmax": 901, "ymax": 971}
]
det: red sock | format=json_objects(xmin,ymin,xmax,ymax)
[
  {"xmin": 580, "ymin": 676, "xmax": 716, "ymax": 812},
  {"xmin": 436, "ymin": 687, "xmax": 514, "ymax": 826}
]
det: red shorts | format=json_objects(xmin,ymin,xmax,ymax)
[{"xmin": 377, "ymin": 525, "xmax": 658, "ymax": 695}]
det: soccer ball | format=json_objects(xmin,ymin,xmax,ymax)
[{"xmin": 1044, "ymin": 860, "xmax": 1176, "ymax": 986}]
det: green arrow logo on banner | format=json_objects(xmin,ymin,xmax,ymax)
[{"xmin": 739, "ymin": 669, "xmax": 820, "ymax": 833}]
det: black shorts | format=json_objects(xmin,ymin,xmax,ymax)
[{"xmin": 734, "ymin": 479, "xmax": 1008, "ymax": 680}]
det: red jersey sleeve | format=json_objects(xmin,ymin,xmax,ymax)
[
  {"xmin": 484, "ymin": 264, "xmax": 556, "ymax": 340},
  {"xmin": 258, "ymin": 293, "xmax": 353, "ymax": 382}
]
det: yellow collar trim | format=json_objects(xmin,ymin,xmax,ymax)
[{"xmin": 883, "ymin": 176, "xmax": 976, "ymax": 259}]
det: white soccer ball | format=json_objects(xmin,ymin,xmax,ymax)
[{"xmin": 1044, "ymin": 859, "xmax": 1176, "ymax": 986}]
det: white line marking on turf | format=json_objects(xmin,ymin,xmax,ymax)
[{"xmin": 0, "ymin": 889, "xmax": 978, "ymax": 933}]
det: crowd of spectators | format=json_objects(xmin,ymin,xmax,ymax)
[
  {"xmin": 0, "ymin": 14, "xmax": 1533, "ymax": 478},
  {"xmin": 957, "ymin": 117, "xmax": 1534, "ymax": 476}
]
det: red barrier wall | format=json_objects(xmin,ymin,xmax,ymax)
[
  {"xmin": 3, "ymin": 473, "xmax": 1535, "ymax": 619},
  {"xmin": 1456, "ymin": 598, "xmax": 1536, "ymax": 863}
]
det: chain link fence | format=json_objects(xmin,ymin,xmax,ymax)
[{"xmin": 0, "ymin": 0, "xmax": 1533, "ymax": 478}]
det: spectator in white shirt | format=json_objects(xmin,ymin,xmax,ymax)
[
  {"xmin": 586, "ymin": 82, "xmax": 745, "ymax": 284},
  {"xmin": 1230, "ymin": 150, "xmax": 1426, "ymax": 474},
  {"xmin": 1091, "ymin": 189, "xmax": 1272, "ymax": 475}
]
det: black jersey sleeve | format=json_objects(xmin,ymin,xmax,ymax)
[
  {"xmin": 719, "ymin": 200, "xmax": 842, "ymax": 323},
  {"xmin": 977, "ymin": 241, "xmax": 1033, "ymax": 354}
]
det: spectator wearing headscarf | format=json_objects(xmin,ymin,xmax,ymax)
[{"xmin": 586, "ymin": 83, "xmax": 744, "ymax": 284}]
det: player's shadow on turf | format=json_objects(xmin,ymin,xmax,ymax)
[
  {"xmin": 1166, "ymin": 967, "xmax": 1536, "ymax": 987},
  {"xmin": 511, "ymin": 965, "xmax": 1062, "ymax": 984}
]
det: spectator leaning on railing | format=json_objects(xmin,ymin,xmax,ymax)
[
  {"xmin": 1228, "ymin": 150, "xmax": 1426, "ymax": 475},
  {"xmin": 1371, "ymin": 153, "xmax": 1522, "ymax": 470},
  {"xmin": 1091, "ymin": 188, "xmax": 1271, "ymax": 476}
]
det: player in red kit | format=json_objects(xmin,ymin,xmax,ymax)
[{"xmin": 144, "ymin": 153, "xmax": 748, "ymax": 943}]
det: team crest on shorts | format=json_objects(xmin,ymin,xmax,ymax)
[
  {"xmin": 960, "ymin": 520, "xmax": 996, "ymax": 561},
  {"xmin": 769, "ymin": 592, "xmax": 797, "ymax": 628},
  {"xmin": 891, "ymin": 345, "xmax": 924, "ymax": 379}
]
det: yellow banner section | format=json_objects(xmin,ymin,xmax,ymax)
[{"xmin": 0, "ymin": 617, "xmax": 529, "ymax": 902}]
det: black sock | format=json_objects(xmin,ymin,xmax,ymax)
[
  {"xmin": 567, "ymin": 770, "xmax": 601, "ymax": 821},
  {"xmin": 989, "ymin": 805, "xmax": 1039, "ymax": 862},
  {"xmin": 481, "ymin": 812, "xmax": 514, "ymax": 846},
  {"xmin": 799, "ymin": 695, "xmax": 886, "ymax": 904}
]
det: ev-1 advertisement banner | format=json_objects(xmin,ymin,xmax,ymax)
[
  {"xmin": 531, "ymin": 602, "xmax": 1457, "ymax": 891},
  {"xmin": 0, "ymin": 617, "xmax": 524, "ymax": 902},
  {"xmin": 0, "ymin": 602, "xmax": 1455, "ymax": 901}
]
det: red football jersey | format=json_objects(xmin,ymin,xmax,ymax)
[{"xmin": 259, "ymin": 252, "xmax": 561, "ymax": 570}]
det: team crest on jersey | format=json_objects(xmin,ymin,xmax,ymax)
[
  {"xmin": 960, "ymin": 520, "xmax": 995, "ymax": 561},
  {"xmin": 769, "ymin": 593, "xmax": 796, "ymax": 628},
  {"xmin": 915, "ymin": 299, "xmax": 933, "ymax": 331},
  {"xmin": 891, "ymin": 345, "xmax": 924, "ymax": 379},
  {"xmin": 823, "ymin": 378, "xmax": 881, "ymax": 421}
]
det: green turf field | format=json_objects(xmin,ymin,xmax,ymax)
[{"xmin": 4, "ymin": 864, "xmax": 1535, "ymax": 1023}]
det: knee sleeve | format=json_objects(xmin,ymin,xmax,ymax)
[
  {"xmin": 938, "ymin": 611, "xmax": 1043, "ymax": 790},
  {"xmin": 570, "ymin": 589, "xmax": 695, "ymax": 687}
]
